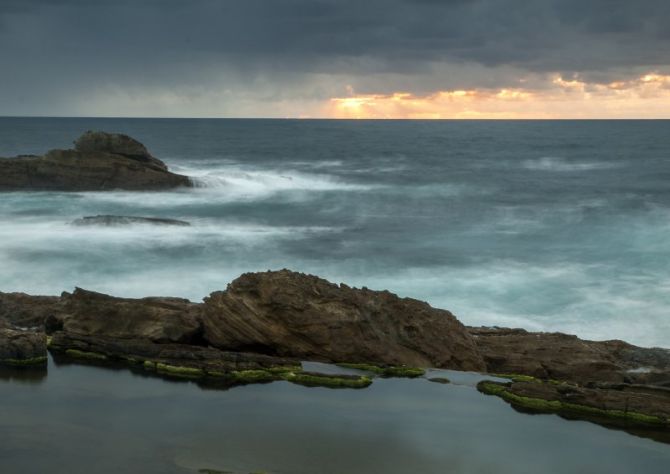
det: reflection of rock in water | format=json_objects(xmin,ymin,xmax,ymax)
[
  {"xmin": 0, "ymin": 364, "xmax": 47, "ymax": 385},
  {"xmin": 71, "ymin": 215, "xmax": 191, "ymax": 227}
]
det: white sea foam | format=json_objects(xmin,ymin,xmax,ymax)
[
  {"xmin": 523, "ymin": 157, "xmax": 621, "ymax": 172},
  {"xmin": 180, "ymin": 165, "xmax": 373, "ymax": 194},
  {"xmin": 53, "ymin": 165, "xmax": 377, "ymax": 209},
  {"xmin": 0, "ymin": 217, "xmax": 336, "ymax": 250},
  {"xmin": 337, "ymin": 261, "xmax": 670, "ymax": 349}
]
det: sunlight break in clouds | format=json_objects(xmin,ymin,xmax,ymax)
[{"xmin": 327, "ymin": 73, "xmax": 670, "ymax": 119}]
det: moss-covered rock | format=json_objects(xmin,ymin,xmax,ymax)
[
  {"xmin": 0, "ymin": 356, "xmax": 48, "ymax": 367},
  {"xmin": 491, "ymin": 373, "xmax": 539, "ymax": 383},
  {"xmin": 65, "ymin": 349, "xmax": 108, "ymax": 361},
  {"xmin": 283, "ymin": 371, "xmax": 372, "ymax": 389},
  {"xmin": 477, "ymin": 380, "xmax": 669, "ymax": 427},
  {"xmin": 229, "ymin": 369, "xmax": 281, "ymax": 384},
  {"xmin": 337, "ymin": 362, "xmax": 425, "ymax": 378},
  {"xmin": 0, "ymin": 328, "xmax": 47, "ymax": 367},
  {"xmin": 156, "ymin": 363, "xmax": 205, "ymax": 378}
]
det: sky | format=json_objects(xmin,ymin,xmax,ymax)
[{"xmin": 1, "ymin": 0, "xmax": 670, "ymax": 118}]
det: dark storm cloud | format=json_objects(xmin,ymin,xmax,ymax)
[{"xmin": 1, "ymin": 0, "xmax": 669, "ymax": 114}]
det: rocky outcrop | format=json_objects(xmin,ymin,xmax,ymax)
[
  {"xmin": 38, "ymin": 272, "xmax": 485, "ymax": 371},
  {"xmin": 202, "ymin": 270, "xmax": 486, "ymax": 371},
  {"xmin": 71, "ymin": 215, "xmax": 191, "ymax": 227},
  {"xmin": 74, "ymin": 131, "xmax": 167, "ymax": 170},
  {"xmin": 478, "ymin": 378, "xmax": 670, "ymax": 443},
  {"xmin": 469, "ymin": 326, "xmax": 670, "ymax": 386},
  {"xmin": 0, "ymin": 292, "xmax": 60, "ymax": 329},
  {"xmin": 49, "ymin": 288, "xmax": 203, "ymax": 344},
  {"xmin": 2, "ymin": 271, "xmax": 669, "ymax": 439},
  {"xmin": 47, "ymin": 332, "xmax": 299, "ymax": 377},
  {"xmin": 0, "ymin": 131, "xmax": 191, "ymax": 191},
  {"xmin": 0, "ymin": 328, "xmax": 47, "ymax": 366}
]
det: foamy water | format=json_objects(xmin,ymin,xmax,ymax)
[{"xmin": 0, "ymin": 118, "xmax": 668, "ymax": 347}]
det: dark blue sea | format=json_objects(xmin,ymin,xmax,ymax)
[{"xmin": 1, "ymin": 118, "xmax": 669, "ymax": 347}]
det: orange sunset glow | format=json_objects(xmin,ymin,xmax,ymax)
[{"xmin": 327, "ymin": 72, "xmax": 670, "ymax": 119}]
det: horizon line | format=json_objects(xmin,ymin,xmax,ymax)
[{"xmin": 1, "ymin": 115, "xmax": 670, "ymax": 121}]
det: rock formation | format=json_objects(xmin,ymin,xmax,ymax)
[
  {"xmin": 0, "ymin": 131, "xmax": 191, "ymax": 191},
  {"xmin": 0, "ymin": 292, "xmax": 60, "ymax": 329},
  {"xmin": 469, "ymin": 326, "xmax": 670, "ymax": 386},
  {"xmin": 202, "ymin": 270, "xmax": 485, "ymax": 371},
  {"xmin": 0, "ymin": 328, "xmax": 47, "ymax": 366},
  {"xmin": 71, "ymin": 215, "xmax": 191, "ymax": 227},
  {"xmin": 39, "ymin": 271, "xmax": 485, "ymax": 371},
  {"xmin": 0, "ymin": 270, "xmax": 668, "ymax": 438}
]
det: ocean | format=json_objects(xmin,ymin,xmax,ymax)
[{"xmin": 1, "ymin": 118, "xmax": 668, "ymax": 347}]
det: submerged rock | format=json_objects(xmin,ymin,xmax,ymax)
[
  {"xmin": 71, "ymin": 215, "xmax": 191, "ymax": 227},
  {"xmin": 0, "ymin": 131, "xmax": 191, "ymax": 191}
]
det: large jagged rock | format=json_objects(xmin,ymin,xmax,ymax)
[
  {"xmin": 202, "ymin": 270, "xmax": 486, "ymax": 371},
  {"xmin": 0, "ymin": 328, "xmax": 47, "ymax": 366},
  {"xmin": 469, "ymin": 326, "xmax": 670, "ymax": 386},
  {"xmin": 0, "ymin": 131, "xmax": 191, "ymax": 191}
]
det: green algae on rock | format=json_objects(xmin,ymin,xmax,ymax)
[
  {"xmin": 0, "ymin": 356, "xmax": 48, "ymax": 367},
  {"xmin": 229, "ymin": 369, "xmax": 282, "ymax": 384},
  {"xmin": 65, "ymin": 349, "xmax": 108, "ymax": 361},
  {"xmin": 140, "ymin": 362, "xmax": 373, "ymax": 389},
  {"xmin": 155, "ymin": 363, "xmax": 205, "ymax": 378},
  {"xmin": 477, "ymin": 380, "xmax": 670, "ymax": 427},
  {"xmin": 0, "ymin": 328, "xmax": 47, "ymax": 368},
  {"xmin": 283, "ymin": 371, "xmax": 372, "ymax": 389},
  {"xmin": 491, "ymin": 373, "xmax": 539, "ymax": 383},
  {"xmin": 336, "ymin": 362, "xmax": 425, "ymax": 378}
]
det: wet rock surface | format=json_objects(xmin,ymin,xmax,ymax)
[{"xmin": 0, "ymin": 131, "xmax": 191, "ymax": 191}]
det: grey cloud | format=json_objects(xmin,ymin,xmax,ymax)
[{"xmin": 1, "ymin": 0, "xmax": 669, "ymax": 115}]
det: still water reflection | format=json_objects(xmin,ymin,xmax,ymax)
[{"xmin": 0, "ymin": 357, "xmax": 668, "ymax": 474}]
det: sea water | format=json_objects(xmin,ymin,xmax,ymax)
[{"xmin": 1, "ymin": 118, "xmax": 669, "ymax": 347}]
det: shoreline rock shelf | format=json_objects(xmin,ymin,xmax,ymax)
[
  {"xmin": 1, "ymin": 269, "xmax": 669, "ymax": 440},
  {"xmin": 0, "ymin": 131, "xmax": 192, "ymax": 191}
]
